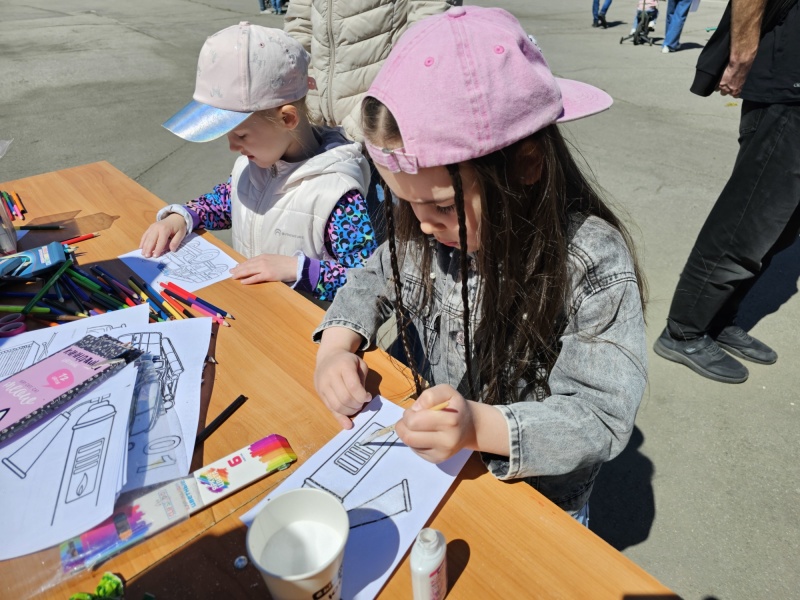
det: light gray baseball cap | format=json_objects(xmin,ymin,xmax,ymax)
[{"xmin": 163, "ymin": 22, "xmax": 311, "ymax": 143}]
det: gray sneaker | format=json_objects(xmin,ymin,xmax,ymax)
[
  {"xmin": 715, "ymin": 325, "xmax": 777, "ymax": 365},
  {"xmin": 654, "ymin": 328, "xmax": 748, "ymax": 384}
]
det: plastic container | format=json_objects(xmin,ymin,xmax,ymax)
[
  {"xmin": 410, "ymin": 527, "xmax": 447, "ymax": 600},
  {"xmin": 0, "ymin": 197, "xmax": 17, "ymax": 255}
]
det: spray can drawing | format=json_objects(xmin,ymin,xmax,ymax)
[
  {"xmin": 2, "ymin": 413, "xmax": 71, "ymax": 478},
  {"xmin": 52, "ymin": 396, "xmax": 116, "ymax": 524}
]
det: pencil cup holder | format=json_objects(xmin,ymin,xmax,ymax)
[{"xmin": 0, "ymin": 202, "xmax": 17, "ymax": 255}]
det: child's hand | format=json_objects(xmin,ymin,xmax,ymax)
[
  {"xmin": 139, "ymin": 213, "xmax": 188, "ymax": 258},
  {"xmin": 230, "ymin": 254, "xmax": 297, "ymax": 285},
  {"xmin": 314, "ymin": 347, "xmax": 372, "ymax": 430},
  {"xmin": 396, "ymin": 384, "xmax": 477, "ymax": 463}
]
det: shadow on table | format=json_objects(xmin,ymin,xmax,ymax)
[
  {"xmin": 737, "ymin": 237, "xmax": 800, "ymax": 332},
  {"xmin": 589, "ymin": 426, "xmax": 655, "ymax": 551}
]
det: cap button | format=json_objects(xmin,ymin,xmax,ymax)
[{"xmin": 448, "ymin": 6, "xmax": 466, "ymax": 17}]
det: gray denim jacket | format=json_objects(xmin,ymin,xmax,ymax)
[{"xmin": 313, "ymin": 215, "xmax": 647, "ymax": 511}]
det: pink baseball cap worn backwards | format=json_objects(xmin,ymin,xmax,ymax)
[
  {"xmin": 163, "ymin": 22, "xmax": 310, "ymax": 143},
  {"xmin": 365, "ymin": 6, "xmax": 613, "ymax": 174}
]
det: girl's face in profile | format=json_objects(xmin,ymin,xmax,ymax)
[
  {"xmin": 377, "ymin": 162, "xmax": 483, "ymax": 252},
  {"xmin": 227, "ymin": 113, "xmax": 290, "ymax": 169}
]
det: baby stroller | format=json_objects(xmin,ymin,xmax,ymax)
[{"xmin": 620, "ymin": 1, "xmax": 657, "ymax": 46}]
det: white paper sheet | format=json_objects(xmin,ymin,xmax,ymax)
[
  {"xmin": 0, "ymin": 304, "xmax": 151, "ymax": 381},
  {"xmin": 120, "ymin": 317, "xmax": 212, "ymax": 492},
  {"xmin": 0, "ymin": 365, "xmax": 137, "ymax": 560},
  {"xmin": 118, "ymin": 233, "xmax": 238, "ymax": 293},
  {"xmin": 241, "ymin": 396, "xmax": 471, "ymax": 600}
]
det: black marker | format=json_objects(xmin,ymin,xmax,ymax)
[{"xmin": 194, "ymin": 394, "xmax": 249, "ymax": 450}]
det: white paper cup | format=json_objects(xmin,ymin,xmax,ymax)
[{"xmin": 246, "ymin": 488, "xmax": 349, "ymax": 600}]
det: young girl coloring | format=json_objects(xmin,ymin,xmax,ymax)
[
  {"xmin": 313, "ymin": 6, "xmax": 647, "ymax": 522},
  {"xmin": 140, "ymin": 23, "xmax": 376, "ymax": 301}
]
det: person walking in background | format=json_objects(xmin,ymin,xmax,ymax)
[
  {"xmin": 661, "ymin": 0, "xmax": 693, "ymax": 52},
  {"xmin": 593, "ymin": 0, "xmax": 613, "ymax": 27},
  {"xmin": 284, "ymin": 0, "xmax": 460, "ymax": 242},
  {"xmin": 654, "ymin": 0, "xmax": 800, "ymax": 382}
]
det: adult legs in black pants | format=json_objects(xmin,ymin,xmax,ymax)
[{"xmin": 655, "ymin": 101, "xmax": 800, "ymax": 383}]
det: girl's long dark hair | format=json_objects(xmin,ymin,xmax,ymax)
[{"xmin": 363, "ymin": 96, "xmax": 646, "ymax": 405}]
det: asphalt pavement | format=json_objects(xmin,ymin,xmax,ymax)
[{"xmin": 1, "ymin": 1, "xmax": 798, "ymax": 598}]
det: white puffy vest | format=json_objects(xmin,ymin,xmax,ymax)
[{"xmin": 230, "ymin": 128, "xmax": 370, "ymax": 259}]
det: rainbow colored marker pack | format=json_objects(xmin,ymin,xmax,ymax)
[{"xmin": 60, "ymin": 434, "xmax": 297, "ymax": 573}]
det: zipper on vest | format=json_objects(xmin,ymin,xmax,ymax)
[{"xmin": 326, "ymin": 0, "xmax": 336, "ymax": 123}]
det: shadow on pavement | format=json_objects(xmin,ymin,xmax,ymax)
[
  {"xmin": 590, "ymin": 426, "xmax": 655, "ymax": 551},
  {"xmin": 737, "ymin": 237, "xmax": 800, "ymax": 332}
]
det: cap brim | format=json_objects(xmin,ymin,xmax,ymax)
[
  {"xmin": 555, "ymin": 78, "xmax": 613, "ymax": 123},
  {"xmin": 162, "ymin": 100, "xmax": 252, "ymax": 143}
]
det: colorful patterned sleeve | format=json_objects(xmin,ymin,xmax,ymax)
[
  {"xmin": 294, "ymin": 190, "xmax": 378, "ymax": 301},
  {"xmin": 184, "ymin": 178, "xmax": 233, "ymax": 231}
]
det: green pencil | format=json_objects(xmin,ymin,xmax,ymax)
[
  {"xmin": 0, "ymin": 305, "xmax": 50, "ymax": 314},
  {"xmin": 22, "ymin": 258, "xmax": 74, "ymax": 315}
]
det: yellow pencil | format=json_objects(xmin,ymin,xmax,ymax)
[
  {"xmin": 359, "ymin": 400, "xmax": 450, "ymax": 444},
  {"xmin": 159, "ymin": 298, "xmax": 184, "ymax": 321}
]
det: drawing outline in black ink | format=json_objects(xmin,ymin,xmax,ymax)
[
  {"xmin": 0, "ymin": 333, "xmax": 55, "ymax": 379},
  {"xmin": 302, "ymin": 411, "xmax": 412, "ymax": 529},
  {"xmin": 50, "ymin": 394, "xmax": 116, "ymax": 525},
  {"xmin": 156, "ymin": 239, "xmax": 229, "ymax": 284},
  {"xmin": 348, "ymin": 479, "xmax": 412, "ymax": 528}
]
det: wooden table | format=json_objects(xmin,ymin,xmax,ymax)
[{"xmin": 0, "ymin": 163, "xmax": 676, "ymax": 599}]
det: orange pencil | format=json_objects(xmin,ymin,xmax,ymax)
[{"xmin": 10, "ymin": 192, "xmax": 25, "ymax": 219}]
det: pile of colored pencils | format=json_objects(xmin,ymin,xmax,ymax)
[{"xmin": 0, "ymin": 190, "xmax": 26, "ymax": 222}]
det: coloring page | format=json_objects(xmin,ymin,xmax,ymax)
[
  {"xmin": 0, "ymin": 365, "xmax": 137, "ymax": 560},
  {"xmin": 0, "ymin": 304, "xmax": 150, "ymax": 382},
  {"xmin": 118, "ymin": 233, "xmax": 238, "ymax": 293},
  {"xmin": 119, "ymin": 317, "xmax": 212, "ymax": 492},
  {"xmin": 241, "ymin": 396, "xmax": 471, "ymax": 600}
]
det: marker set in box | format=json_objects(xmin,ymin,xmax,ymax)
[{"xmin": 59, "ymin": 434, "xmax": 297, "ymax": 573}]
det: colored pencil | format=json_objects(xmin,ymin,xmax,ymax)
[
  {"xmin": 159, "ymin": 298, "xmax": 183, "ymax": 320},
  {"xmin": 161, "ymin": 287, "xmax": 228, "ymax": 325},
  {"xmin": 161, "ymin": 281, "xmax": 234, "ymax": 319},
  {"xmin": 60, "ymin": 232, "xmax": 100, "ymax": 245},
  {"xmin": 161, "ymin": 292, "xmax": 194, "ymax": 319},
  {"xmin": 10, "ymin": 192, "xmax": 26, "ymax": 218},
  {"xmin": 130, "ymin": 275, "xmax": 174, "ymax": 319},
  {"xmin": 71, "ymin": 265, "xmax": 113, "ymax": 292},
  {"xmin": 187, "ymin": 300, "xmax": 229, "ymax": 327},
  {"xmin": 92, "ymin": 265, "xmax": 138, "ymax": 299},
  {"xmin": 66, "ymin": 269, "xmax": 103, "ymax": 293},
  {"xmin": 15, "ymin": 225, "xmax": 62, "ymax": 231},
  {"xmin": 32, "ymin": 314, "xmax": 88, "ymax": 322},
  {"xmin": 61, "ymin": 274, "xmax": 90, "ymax": 302},
  {"xmin": 91, "ymin": 269, "xmax": 134, "ymax": 306},
  {"xmin": 0, "ymin": 291, "xmax": 59, "ymax": 300},
  {"xmin": 59, "ymin": 274, "xmax": 85, "ymax": 311},
  {"xmin": 90, "ymin": 292, "xmax": 122, "ymax": 311},
  {"xmin": 36, "ymin": 299, "xmax": 70, "ymax": 316},
  {"xmin": 128, "ymin": 278, "xmax": 168, "ymax": 319},
  {"xmin": 21, "ymin": 259, "xmax": 74, "ymax": 315},
  {"xmin": 0, "ymin": 305, "xmax": 50, "ymax": 314}
]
